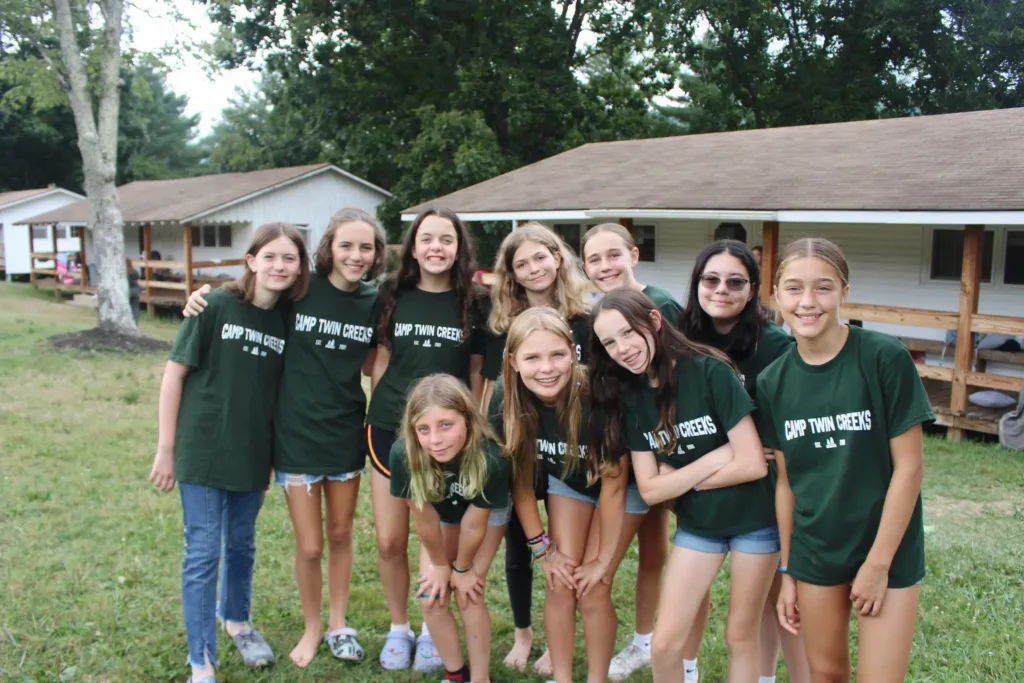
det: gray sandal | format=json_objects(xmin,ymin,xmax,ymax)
[{"xmin": 325, "ymin": 627, "xmax": 365, "ymax": 661}]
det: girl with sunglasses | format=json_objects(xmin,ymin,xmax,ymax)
[{"xmin": 678, "ymin": 239, "xmax": 809, "ymax": 683}]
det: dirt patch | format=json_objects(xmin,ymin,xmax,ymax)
[
  {"xmin": 48, "ymin": 328, "xmax": 171, "ymax": 353},
  {"xmin": 928, "ymin": 495, "xmax": 1018, "ymax": 518}
]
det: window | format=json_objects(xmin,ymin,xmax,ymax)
[
  {"xmin": 218, "ymin": 225, "xmax": 232, "ymax": 248},
  {"xmin": 714, "ymin": 222, "xmax": 747, "ymax": 242},
  {"xmin": 929, "ymin": 228, "xmax": 994, "ymax": 282},
  {"xmin": 634, "ymin": 224, "xmax": 656, "ymax": 262},
  {"xmin": 202, "ymin": 225, "xmax": 217, "ymax": 247},
  {"xmin": 1004, "ymin": 230, "xmax": 1024, "ymax": 285},
  {"xmin": 32, "ymin": 226, "xmax": 47, "ymax": 239},
  {"xmin": 553, "ymin": 224, "xmax": 581, "ymax": 254},
  {"xmin": 191, "ymin": 225, "xmax": 201, "ymax": 246}
]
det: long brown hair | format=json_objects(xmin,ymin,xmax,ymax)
[
  {"xmin": 400, "ymin": 374, "xmax": 501, "ymax": 509},
  {"xmin": 590, "ymin": 289, "xmax": 733, "ymax": 458},
  {"xmin": 376, "ymin": 207, "xmax": 482, "ymax": 347},
  {"xmin": 223, "ymin": 222, "xmax": 310, "ymax": 305},
  {"xmin": 488, "ymin": 222, "xmax": 590, "ymax": 334},
  {"xmin": 313, "ymin": 207, "xmax": 387, "ymax": 280},
  {"xmin": 501, "ymin": 307, "xmax": 611, "ymax": 489}
]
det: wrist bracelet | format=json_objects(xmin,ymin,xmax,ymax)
[
  {"xmin": 452, "ymin": 563, "xmax": 472, "ymax": 574},
  {"xmin": 779, "ymin": 565, "xmax": 788, "ymax": 574},
  {"xmin": 526, "ymin": 531, "xmax": 547, "ymax": 545}
]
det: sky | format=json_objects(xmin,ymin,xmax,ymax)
[{"xmin": 128, "ymin": 0, "xmax": 258, "ymax": 137}]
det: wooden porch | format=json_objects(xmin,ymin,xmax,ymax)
[{"xmin": 757, "ymin": 221, "xmax": 1024, "ymax": 441}]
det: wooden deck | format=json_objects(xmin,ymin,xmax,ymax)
[
  {"xmin": 922, "ymin": 378, "xmax": 1015, "ymax": 435},
  {"xmin": 33, "ymin": 277, "xmax": 96, "ymax": 295}
]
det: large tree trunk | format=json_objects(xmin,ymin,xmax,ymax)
[{"xmin": 52, "ymin": 0, "xmax": 138, "ymax": 336}]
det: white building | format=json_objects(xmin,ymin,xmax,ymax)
[
  {"xmin": 0, "ymin": 187, "xmax": 85, "ymax": 279},
  {"xmin": 403, "ymin": 107, "xmax": 1024, "ymax": 437},
  {"xmin": 19, "ymin": 163, "xmax": 391, "ymax": 304}
]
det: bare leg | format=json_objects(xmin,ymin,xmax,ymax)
[
  {"xmin": 794, "ymin": 582, "xmax": 852, "ymax": 683},
  {"xmin": 723, "ymin": 551, "xmax": 778, "ymax": 683},
  {"xmin": 761, "ymin": 572, "xmax": 811, "ymax": 683},
  {"xmin": 370, "ymin": 469, "xmax": 411, "ymax": 625},
  {"xmin": 855, "ymin": 585, "xmax": 920, "ymax": 683},
  {"xmin": 418, "ymin": 527, "xmax": 464, "ymax": 672},
  {"xmin": 635, "ymin": 503, "xmax": 669, "ymax": 634},
  {"xmin": 323, "ymin": 476, "xmax": 360, "ymax": 632},
  {"xmin": 461, "ymin": 524, "xmax": 507, "ymax": 683},
  {"xmin": 282, "ymin": 479, "xmax": 326, "ymax": 668}
]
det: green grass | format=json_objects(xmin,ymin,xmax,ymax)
[{"xmin": 0, "ymin": 281, "xmax": 1022, "ymax": 682}]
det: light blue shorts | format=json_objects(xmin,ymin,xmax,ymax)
[
  {"xmin": 672, "ymin": 525, "xmax": 780, "ymax": 555},
  {"xmin": 275, "ymin": 469, "xmax": 364, "ymax": 494},
  {"xmin": 546, "ymin": 474, "xmax": 649, "ymax": 515}
]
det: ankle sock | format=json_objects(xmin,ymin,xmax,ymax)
[
  {"xmin": 421, "ymin": 623, "xmax": 431, "ymax": 638},
  {"xmin": 632, "ymin": 631, "xmax": 652, "ymax": 651},
  {"xmin": 683, "ymin": 657, "xmax": 698, "ymax": 673},
  {"xmin": 758, "ymin": 677, "xmax": 776, "ymax": 683},
  {"xmin": 390, "ymin": 622, "xmax": 412, "ymax": 636},
  {"xmin": 443, "ymin": 664, "xmax": 470, "ymax": 681}
]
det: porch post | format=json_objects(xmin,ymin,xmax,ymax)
[
  {"xmin": 78, "ymin": 226, "xmax": 89, "ymax": 291},
  {"xmin": 28, "ymin": 224, "xmax": 35, "ymax": 288},
  {"xmin": 184, "ymin": 223, "xmax": 194, "ymax": 296},
  {"xmin": 759, "ymin": 220, "xmax": 779, "ymax": 306},
  {"xmin": 618, "ymin": 217, "xmax": 634, "ymax": 234},
  {"xmin": 51, "ymin": 223, "xmax": 59, "ymax": 296},
  {"xmin": 948, "ymin": 224, "xmax": 984, "ymax": 442},
  {"xmin": 143, "ymin": 223, "xmax": 154, "ymax": 316}
]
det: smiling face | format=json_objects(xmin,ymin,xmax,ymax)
[
  {"xmin": 412, "ymin": 215, "xmax": 458, "ymax": 276},
  {"xmin": 593, "ymin": 308, "xmax": 660, "ymax": 375},
  {"xmin": 775, "ymin": 256, "xmax": 848, "ymax": 340},
  {"xmin": 331, "ymin": 220, "xmax": 376, "ymax": 285},
  {"xmin": 697, "ymin": 252, "xmax": 754, "ymax": 323},
  {"xmin": 511, "ymin": 329, "xmax": 574, "ymax": 401},
  {"xmin": 583, "ymin": 230, "xmax": 639, "ymax": 293},
  {"xmin": 413, "ymin": 406, "xmax": 468, "ymax": 464},
  {"xmin": 246, "ymin": 234, "xmax": 301, "ymax": 293},
  {"xmin": 512, "ymin": 240, "xmax": 560, "ymax": 295}
]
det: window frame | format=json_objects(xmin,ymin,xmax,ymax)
[
  {"xmin": 1000, "ymin": 228, "xmax": 1024, "ymax": 287},
  {"xmin": 920, "ymin": 226, "xmax": 997, "ymax": 286},
  {"xmin": 633, "ymin": 223, "xmax": 657, "ymax": 263}
]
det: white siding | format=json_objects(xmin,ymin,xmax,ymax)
[{"xmin": 0, "ymin": 192, "xmax": 83, "ymax": 277}]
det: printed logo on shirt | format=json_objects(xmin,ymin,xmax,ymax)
[
  {"xmin": 783, "ymin": 410, "xmax": 872, "ymax": 448},
  {"xmin": 394, "ymin": 322, "xmax": 463, "ymax": 348},
  {"xmin": 294, "ymin": 313, "xmax": 373, "ymax": 351},
  {"xmin": 642, "ymin": 415, "xmax": 718, "ymax": 453},
  {"xmin": 536, "ymin": 438, "xmax": 588, "ymax": 466},
  {"xmin": 222, "ymin": 324, "xmax": 286, "ymax": 356}
]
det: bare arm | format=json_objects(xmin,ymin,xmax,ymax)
[
  {"xmin": 469, "ymin": 353, "xmax": 484, "ymax": 402},
  {"xmin": 149, "ymin": 361, "xmax": 189, "ymax": 491},
  {"xmin": 775, "ymin": 449, "xmax": 795, "ymax": 569},
  {"xmin": 574, "ymin": 458, "xmax": 628, "ymax": 597},
  {"xmin": 689, "ymin": 415, "xmax": 768, "ymax": 490},
  {"xmin": 455, "ymin": 505, "xmax": 489, "ymax": 569},
  {"xmin": 866, "ymin": 425, "xmax": 925, "ymax": 571},
  {"xmin": 371, "ymin": 345, "xmax": 390, "ymax": 392},
  {"xmin": 512, "ymin": 477, "xmax": 545, "ymax": 539},
  {"xmin": 407, "ymin": 499, "xmax": 452, "ymax": 605},
  {"xmin": 361, "ymin": 347, "xmax": 377, "ymax": 378},
  {"xmin": 480, "ymin": 379, "xmax": 495, "ymax": 413},
  {"xmin": 632, "ymin": 447, "xmax": 732, "ymax": 505}
]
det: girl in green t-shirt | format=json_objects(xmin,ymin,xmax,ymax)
[
  {"xmin": 389, "ymin": 374, "xmax": 512, "ymax": 683},
  {"xmin": 758, "ymin": 238, "xmax": 932, "ymax": 683},
  {"xmin": 679, "ymin": 239, "xmax": 808, "ymax": 683},
  {"xmin": 497, "ymin": 306, "xmax": 633, "ymax": 683},
  {"xmin": 181, "ymin": 209, "xmax": 386, "ymax": 668},
  {"xmin": 591, "ymin": 288, "xmax": 773, "ymax": 683},
  {"xmin": 149, "ymin": 223, "xmax": 311, "ymax": 683},
  {"xmin": 366, "ymin": 207, "xmax": 488, "ymax": 673},
  {"xmin": 580, "ymin": 222, "xmax": 686, "ymax": 681},
  {"xmin": 483, "ymin": 221, "xmax": 591, "ymax": 674}
]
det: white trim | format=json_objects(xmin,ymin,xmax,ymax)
[
  {"xmin": 778, "ymin": 210, "xmax": 1024, "ymax": 225},
  {"xmin": 0, "ymin": 188, "xmax": 85, "ymax": 212},
  {"xmin": 586, "ymin": 209, "xmax": 778, "ymax": 221},
  {"xmin": 183, "ymin": 165, "xmax": 392, "ymax": 222},
  {"xmin": 400, "ymin": 210, "xmax": 592, "ymax": 222}
]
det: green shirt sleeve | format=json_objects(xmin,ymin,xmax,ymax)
[
  {"xmin": 879, "ymin": 344, "xmax": 936, "ymax": 439},
  {"xmin": 469, "ymin": 294, "xmax": 490, "ymax": 356},
  {"xmin": 388, "ymin": 439, "xmax": 411, "ymax": 500},
  {"xmin": 706, "ymin": 357, "xmax": 756, "ymax": 432},
  {"xmin": 487, "ymin": 378, "xmax": 506, "ymax": 437},
  {"xmin": 755, "ymin": 380, "xmax": 782, "ymax": 450},
  {"xmin": 169, "ymin": 310, "xmax": 207, "ymax": 369},
  {"xmin": 481, "ymin": 331, "xmax": 505, "ymax": 381},
  {"xmin": 471, "ymin": 441, "xmax": 511, "ymax": 510}
]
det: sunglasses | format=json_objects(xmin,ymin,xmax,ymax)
[{"xmin": 699, "ymin": 274, "xmax": 750, "ymax": 292}]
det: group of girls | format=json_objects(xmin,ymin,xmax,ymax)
[{"xmin": 150, "ymin": 206, "xmax": 931, "ymax": 683}]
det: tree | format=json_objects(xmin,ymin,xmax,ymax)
[{"xmin": 1, "ymin": 0, "xmax": 137, "ymax": 336}]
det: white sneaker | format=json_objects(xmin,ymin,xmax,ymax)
[{"xmin": 608, "ymin": 644, "xmax": 651, "ymax": 680}]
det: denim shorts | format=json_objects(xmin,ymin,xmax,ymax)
[
  {"xmin": 275, "ymin": 469, "xmax": 364, "ymax": 494},
  {"xmin": 672, "ymin": 525, "xmax": 781, "ymax": 555},
  {"xmin": 546, "ymin": 474, "xmax": 649, "ymax": 515}
]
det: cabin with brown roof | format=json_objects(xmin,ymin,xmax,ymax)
[
  {"xmin": 18, "ymin": 164, "xmax": 391, "ymax": 311},
  {"xmin": 403, "ymin": 108, "xmax": 1024, "ymax": 439}
]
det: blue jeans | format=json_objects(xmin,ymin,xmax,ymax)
[{"xmin": 180, "ymin": 482, "xmax": 265, "ymax": 668}]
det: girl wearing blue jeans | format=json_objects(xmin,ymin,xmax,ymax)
[{"xmin": 149, "ymin": 223, "xmax": 310, "ymax": 683}]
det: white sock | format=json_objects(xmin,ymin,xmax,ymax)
[
  {"xmin": 390, "ymin": 622, "xmax": 412, "ymax": 635},
  {"xmin": 632, "ymin": 632, "xmax": 652, "ymax": 651},
  {"xmin": 421, "ymin": 622, "xmax": 430, "ymax": 638},
  {"xmin": 683, "ymin": 658, "xmax": 698, "ymax": 673},
  {"xmin": 758, "ymin": 677, "xmax": 776, "ymax": 683}
]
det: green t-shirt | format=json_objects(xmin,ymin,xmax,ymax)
[
  {"xmin": 366, "ymin": 288, "xmax": 486, "ymax": 431},
  {"xmin": 273, "ymin": 275, "xmax": 377, "ymax": 475},
  {"xmin": 708, "ymin": 322, "xmax": 795, "ymax": 398},
  {"xmin": 389, "ymin": 438, "xmax": 512, "ymax": 524},
  {"xmin": 624, "ymin": 354, "xmax": 770, "ymax": 537},
  {"xmin": 756, "ymin": 325, "xmax": 934, "ymax": 588},
  {"xmin": 481, "ymin": 313, "xmax": 591, "ymax": 381},
  {"xmin": 487, "ymin": 378, "xmax": 600, "ymax": 496},
  {"xmin": 170, "ymin": 288, "xmax": 287, "ymax": 491},
  {"xmin": 642, "ymin": 285, "xmax": 683, "ymax": 327}
]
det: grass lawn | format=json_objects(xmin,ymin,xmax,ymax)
[{"xmin": 1, "ymin": 281, "xmax": 1022, "ymax": 683}]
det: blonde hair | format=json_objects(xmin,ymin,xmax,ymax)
[
  {"xmin": 400, "ymin": 374, "xmax": 500, "ymax": 510},
  {"xmin": 774, "ymin": 237, "xmax": 850, "ymax": 289},
  {"xmin": 581, "ymin": 222, "xmax": 637, "ymax": 257},
  {"xmin": 488, "ymin": 222, "xmax": 590, "ymax": 334},
  {"xmin": 501, "ymin": 307, "xmax": 597, "ymax": 489}
]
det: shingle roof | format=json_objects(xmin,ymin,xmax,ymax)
[
  {"xmin": 405, "ymin": 107, "xmax": 1024, "ymax": 214},
  {"xmin": 0, "ymin": 188, "xmax": 57, "ymax": 207},
  {"xmin": 19, "ymin": 164, "xmax": 389, "ymax": 225}
]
